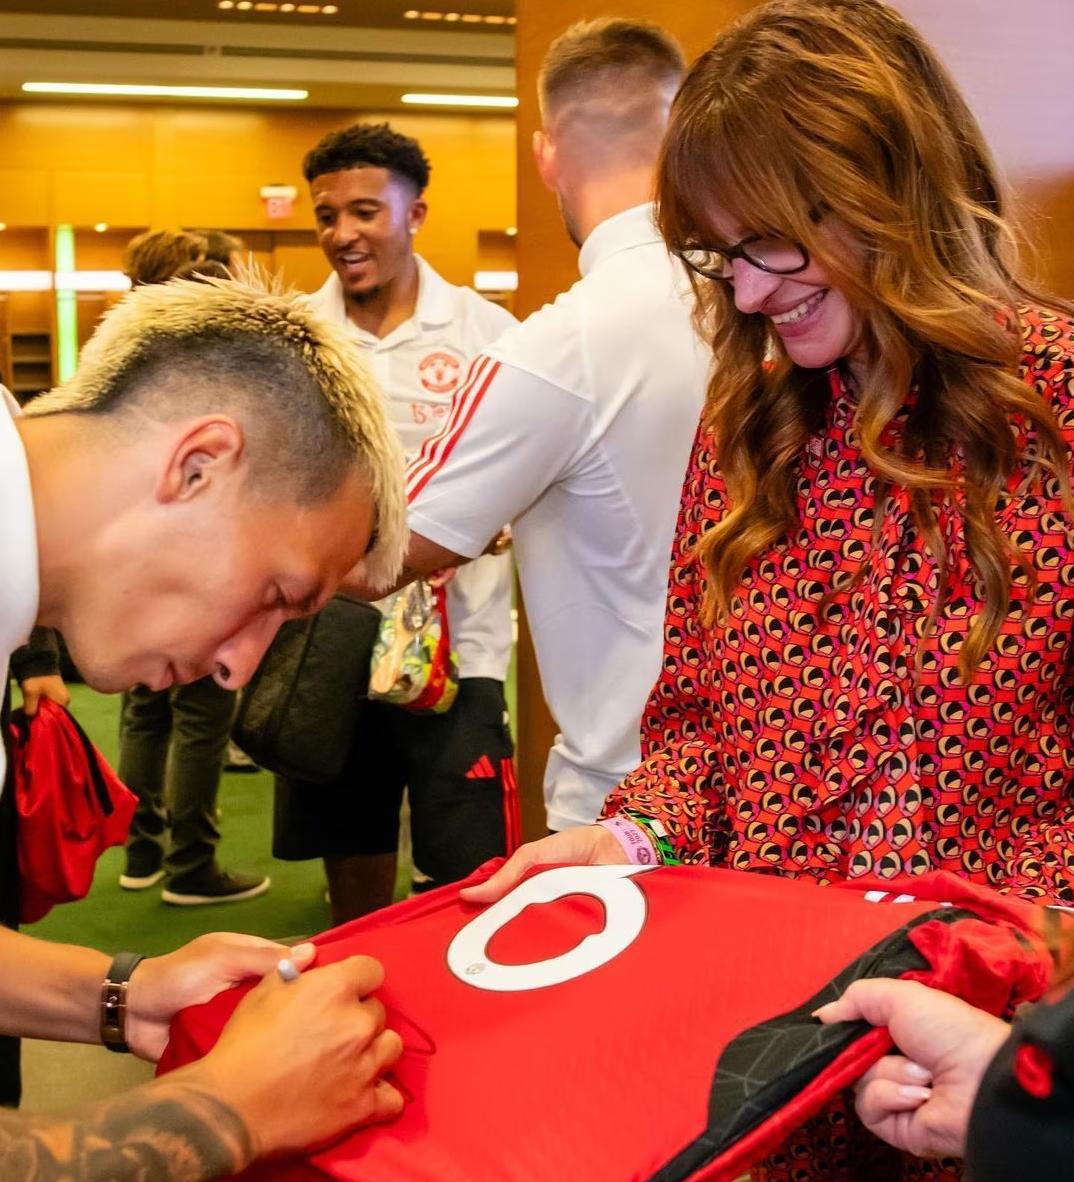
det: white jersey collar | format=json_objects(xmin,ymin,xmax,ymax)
[
  {"xmin": 577, "ymin": 203, "xmax": 663, "ymax": 278},
  {"xmin": 310, "ymin": 254, "xmax": 453, "ymax": 341}
]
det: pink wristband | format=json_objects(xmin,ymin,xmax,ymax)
[{"xmin": 597, "ymin": 817, "xmax": 659, "ymax": 865}]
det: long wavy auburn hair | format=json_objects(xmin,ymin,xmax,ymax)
[{"xmin": 657, "ymin": 0, "xmax": 1074, "ymax": 679}]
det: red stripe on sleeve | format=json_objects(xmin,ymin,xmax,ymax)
[
  {"xmin": 500, "ymin": 756, "xmax": 521, "ymax": 853},
  {"xmin": 406, "ymin": 356, "xmax": 501, "ymax": 502}
]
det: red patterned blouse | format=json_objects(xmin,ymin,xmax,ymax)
[{"xmin": 604, "ymin": 305, "xmax": 1074, "ymax": 904}]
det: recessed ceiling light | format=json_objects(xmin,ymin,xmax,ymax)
[
  {"xmin": 254, "ymin": 2, "xmax": 279, "ymax": 10},
  {"xmin": 0, "ymin": 223, "xmax": 7, "ymax": 232},
  {"xmin": 236, "ymin": 1, "xmax": 253, "ymax": 8},
  {"xmin": 218, "ymin": 0, "xmax": 235, "ymax": 7},
  {"xmin": 402, "ymin": 92, "xmax": 518, "ymax": 108},
  {"xmin": 93, "ymin": 222, "xmax": 108, "ymax": 232},
  {"xmin": 23, "ymin": 82, "xmax": 309, "ymax": 101},
  {"xmin": 280, "ymin": 2, "xmax": 295, "ymax": 8},
  {"xmin": 322, "ymin": 3, "xmax": 338, "ymax": 11},
  {"xmin": 404, "ymin": 9, "xmax": 513, "ymax": 24},
  {"xmin": 505, "ymin": 226, "xmax": 517, "ymax": 236}
]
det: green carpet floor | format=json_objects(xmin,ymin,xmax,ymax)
[
  {"xmin": 26, "ymin": 685, "xmax": 336, "ymax": 955},
  {"xmin": 25, "ymin": 653, "xmax": 517, "ymax": 956}
]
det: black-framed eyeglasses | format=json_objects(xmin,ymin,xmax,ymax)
[{"xmin": 674, "ymin": 235, "xmax": 810, "ymax": 282}]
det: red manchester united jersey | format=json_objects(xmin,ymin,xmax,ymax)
[{"xmin": 159, "ymin": 863, "xmax": 1060, "ymax": 1182}]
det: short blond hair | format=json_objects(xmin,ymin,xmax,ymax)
[
  {"xmin": 539, "ymin": 18, "xmax": 685, "ymax": 115},
  {"xmin": 30, "ymin": 272, "xmax": 406, "ymax": 591}
]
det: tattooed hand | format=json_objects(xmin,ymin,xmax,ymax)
[
  {"xmin": 182, "ymin": 951, "xmax": 404, "ymax": 1159},
  {"xmin": 0, "ymin": 953, "xmax": 402, "ymax": 1180}
]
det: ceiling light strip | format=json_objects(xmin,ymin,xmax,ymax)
[
  {"xmin": 22, "ymin": 82, "xmax": 308, "ymax": 101},
  {"xmin": 0, "ymin": 270, "xmax": 132, "ymax": 292},
  {"xmin": 401, "ymin": 92, "xmax": 517, "ymax": 108}
]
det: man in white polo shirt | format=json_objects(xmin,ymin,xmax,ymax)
[
  {"xmin": 274, "ymin": 123, "xmax": 519, "ymax": 921},
  {"xmin": 347, "ymin": 21, "xmax": 710, "ymax": 832}
]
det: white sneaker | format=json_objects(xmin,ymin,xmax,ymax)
[{"xmin": 119, "ymin": 868, "xmax": 166, "ymax": 890}]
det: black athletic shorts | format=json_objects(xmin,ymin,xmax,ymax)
[{"xmin": 272, "ymin": 677, "xmax": 519, "ymax": 888}]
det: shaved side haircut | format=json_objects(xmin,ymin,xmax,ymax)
[
  {"xmin": 29, "ymin": 272, "xmax": 407, "ymax": 590},
  {"xmin": 539, "ymin": 19, "xmax": 686, "ymax": 164}
]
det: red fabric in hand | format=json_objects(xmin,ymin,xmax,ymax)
[{"xmin": 7, "ymin": 698, "xmax": 136, "ymax": 923}]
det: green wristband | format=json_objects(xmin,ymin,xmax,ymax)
[{"xmin": 622, "ymin": 812, "xmax": 681, "ymax": 866}]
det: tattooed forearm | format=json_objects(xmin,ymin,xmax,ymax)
[{"xmin": 0, "ymin": 1081, "xmax": 254, "ymax": 1182}]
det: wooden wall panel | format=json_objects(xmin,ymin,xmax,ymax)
[
  {"xmin": 893, "ymin": 0, "xmax": 1074, "ymax": 299},
  {"xmin": 271, "ymin": 243, "xmax": 328, "ymax": 293},
  {"xmin": 54, "ymin": 172, "xmax": 153, "ymax": 226},
  {"xmin": 0, "ymin": 102, "xmax": 516, "ymax": 290},
  {"xmin": 0, "ymin": 227, "xmax": 50, "ymax": 335},
  {"xmin": 0, "ymin": 171, "xmax": 50, "ymax": 226}
]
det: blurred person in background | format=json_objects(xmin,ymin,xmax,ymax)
[
  {"xmin": 199, "ymin": 228, "xmax": 245, "ymax": 272},
  {"xmin": 275, "ymin": 123, "xmax": 519, "ymax": 923},
  {"xmin": 117, "ymin": 229, "xmax": 269, "ymax": 905}
]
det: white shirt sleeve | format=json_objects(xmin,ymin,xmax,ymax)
[{"xmin": 406, "ymin": 355, "xmax": 592, "ymax": 559}]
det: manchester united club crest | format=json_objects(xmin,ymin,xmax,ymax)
[{"xmin": 418, "ymin": 350, "xmax": 463, "ymax": 395}]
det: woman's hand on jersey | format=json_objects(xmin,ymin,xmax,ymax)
[
  {"xmin": 815, "ymin": 978, "xmax": 1009, "ymax": 1159},
  {"xmin": 460, "ymin": 824, "xmax": 626, "ymax": 904}
]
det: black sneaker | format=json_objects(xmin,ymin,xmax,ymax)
[
  {"xmin": 162, "ymin": 869, "xmax": 271, "ymax": 906},
  {"xmin": 119, "ymin": 853, "xmax": 165, "ymax": 891},
  {"xmin": 224, "ymin": 741, "xmax": 260, "ymax": 773}
]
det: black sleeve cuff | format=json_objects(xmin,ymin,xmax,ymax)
[{"xmin": 9, "ymin": 627, "xmax": 61, "ymax": 682}]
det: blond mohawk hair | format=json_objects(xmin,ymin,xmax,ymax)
[{"xmin": 31, "ymin": 268, "xmax": 407, "ymax": 592}]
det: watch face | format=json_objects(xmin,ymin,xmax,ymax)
[
  {"xmin": 101, "ymin": 954, "xmax": 142, "ymax": 1050},
  {"xmin": 100, "ymin": 979, "xmax": 130, "ymax": 1050}
]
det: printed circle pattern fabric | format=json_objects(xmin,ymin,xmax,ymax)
[
  {"xmin": 603, "ymin": 306, "xmax": 1074, "ymax": 1180},
  {"xmin": 608, "ymin": 305, "xmax": 1074, "ymax": 911}
]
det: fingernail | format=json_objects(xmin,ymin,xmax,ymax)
[
  {"xmin": 290, "ymin": 941, "xmax": 315, "ymax": 960},
  {"xmin": 904, "ymin": 1062, "xmax": 932, "ymax": 1082},
  {"xmin": 898, "ymin": 1085, "xmax": 932, "ymax": 1101}
]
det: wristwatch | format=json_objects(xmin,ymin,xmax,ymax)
[{"xmin": 100, "ymin": 951, "xmax": 144, "ymax": 1054}]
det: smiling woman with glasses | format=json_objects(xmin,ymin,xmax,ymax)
[
  {"xmin": 461, "ymin": 1, "xmax": 1074, "ymax": 1179},
  {"xmin": 675, "ymin": 235, "xmax": 810, "ymax": 282}
]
